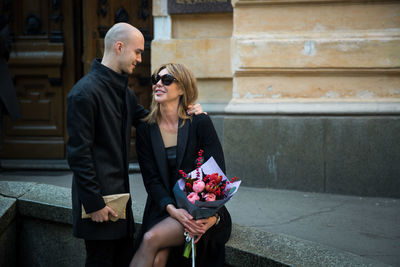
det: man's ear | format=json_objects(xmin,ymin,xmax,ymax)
[{"xmin": 114, "ymin": 41, "xmax": 123, "ymax": 54}]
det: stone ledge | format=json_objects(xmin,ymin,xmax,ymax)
[
  {"xmin": 0, "ymin": 160, "xmax": 140, "ymax": 173},
  {"xmin": 0, "ymin": 181, "xmax": 390, "ymax": 267},
  {"xmin": 0, "ymin": 181, "xmax": 37, "ymax": 198},
  {"xmin": 225, "ymin": 101, "xmax": 400, "ymax": 115},
  {"xmin": 0, "ymin": 196, "xmax": 17, "ymax": 235},
  {"xmin": 226, "ymin": 224, "xmax": 387, "ymax": 267},
  {"xmin": 9, "ymin": 183, "xmax": 72, "ymax": 226}
]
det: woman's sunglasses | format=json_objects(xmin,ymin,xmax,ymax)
[{"xmin": 151, "ymin": 74, "xmax": 177, "ymax": 86}]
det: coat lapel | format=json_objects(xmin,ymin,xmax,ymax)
[
  {"xmin": 176, "ymin": 118, "xmax": 189, "ymax": 170},
  {"xmin": 150, "ymin": 123, "xmax": 170, "ymax": 189}
]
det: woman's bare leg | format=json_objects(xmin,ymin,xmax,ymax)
[
  {"xmin": 130, "ymin": 217, "xmax": 185, "ymax": 267},
  {"xmin": 153, "ymin": 248, "xmax": 170, "ymax": 267}
]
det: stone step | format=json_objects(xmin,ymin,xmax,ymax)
[{"xmin": 0, "ymin": 159, "xmax": 140, "ymax": 173}]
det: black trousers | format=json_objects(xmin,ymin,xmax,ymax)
[{"xmin": 84, "ymin": 237, "xmax": 134, "ymax": 267}]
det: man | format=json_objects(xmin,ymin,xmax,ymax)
[
  {"xmin": 67, "ymin": 23, "xmax": 201, "ymax": 266},
  {"xmin": 0, "ymin": 15, "xmax": 20, "ymax": 151}
]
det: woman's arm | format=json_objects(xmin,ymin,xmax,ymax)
[{"xmin": 184, "ymin": 115, "xmax": 232, "ymax": 242}]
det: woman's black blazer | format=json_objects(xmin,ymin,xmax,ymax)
[{"xmin": 135, "ymin": 114, "xmax": 231, "ymax": 267}]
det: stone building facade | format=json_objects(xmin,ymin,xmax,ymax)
[{"xmin": 152, "ymin": 0, "xmax": 400, "ymax": 198}]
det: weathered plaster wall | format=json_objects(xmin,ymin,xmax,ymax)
[
  {"xmin": 231, "ymin": 0, "xmax": 400, "ymax": 103},
  {"xmin": 153, "ymin": 0, "xmax": 400, "ymax": 107},
  {"xmin": 152, "ymin": 1, "xmax": 233, "ymax": 112}
]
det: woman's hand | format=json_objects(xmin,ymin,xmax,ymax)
[
  {"xmin": 166, "ymin": 204, "xmax": 205, "ymax": 235},
  {"xmin": 185, "ymin": 216, "xmax": 217, "ymax": 244}
]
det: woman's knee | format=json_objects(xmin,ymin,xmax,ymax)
[{"xmin": 142, "ymin": 229, "xmax": 163, "ymax": 250}]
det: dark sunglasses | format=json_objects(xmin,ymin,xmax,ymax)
[{"xmin": 151, "ymin": 74, "xmax": 177, "ymax": 86}]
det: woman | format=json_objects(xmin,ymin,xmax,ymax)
[{"xmin": 130, "ymin": 63, "xmax": 231, "ymax": 267}]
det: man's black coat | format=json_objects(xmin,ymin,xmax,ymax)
[{"xmin": 67, "ymin": 59, "xmax": 147, "ymax": 240}]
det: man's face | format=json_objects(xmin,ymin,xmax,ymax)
[{"xmin": 118, "ymin": 35, "xmax": 144, "ymax": 75}]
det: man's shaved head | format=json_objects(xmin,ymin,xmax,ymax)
[
  {"xmin": 104, "ymin": 23, "xmax": 142, "ymax": 52},
  {"xmin": 101, "ymin": 22, "xmax": 145, "ymax": 74}
]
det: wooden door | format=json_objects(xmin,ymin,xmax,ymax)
[
  {"xmin": 82, "ymin": 0, "xmax": 153, "ymax": 159},
  {"xmin": 0, "ymin": 0, "xmax": 153, "ymax": 159},
  {"xmin": 0, "ymin": 0, "xmax": 80, "ymax": 158}
]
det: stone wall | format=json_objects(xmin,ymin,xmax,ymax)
[
  {"xmin": 0, "ymin": 181, "xmax": 387, "ymax": 267},
  {"xmin": 223, "ymin": 116, "xmax": 400, "ymax": 198},
  {"xmin": 0, "ymin": 182, "xmax": 85, "ymax": 267},
  {"xmin": 152, "ymin": 0, "xmax": 400, "ymax": 198},
  {"xmin": 152, "ymin": 0, "xmax": 233, "ymax": 114}
]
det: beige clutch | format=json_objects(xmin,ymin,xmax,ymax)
[{"xmin": 81, "ymin": 193, "xmax": 130, "ymax": 222}]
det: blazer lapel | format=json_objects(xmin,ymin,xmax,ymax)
[
  {"xmin": 176, "ymin": 118, "xmax": 189, "ymax": 170},
  {"xmin": 150, "ymin": 123, "xmax": 170, "ymax": 189}
]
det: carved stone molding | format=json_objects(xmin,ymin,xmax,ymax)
[{"xmin": 224, "ymin": 101, "xmax": 400, "ymax": 115}]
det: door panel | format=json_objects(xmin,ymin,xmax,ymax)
[
  {"xmin": 0, "ymin": 0, "xmax": 152, "ymax": 160},
  {"xmin": 0, "ymin": 0, "xmax": 78, "ymax": 158}
]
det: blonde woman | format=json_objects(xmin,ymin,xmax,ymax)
[{"xmin": 130, "ymin": 63, "xmax": 231, "ymax": 267}]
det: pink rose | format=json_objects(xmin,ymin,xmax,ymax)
[
  {"xmin": 192, "ymin": 180, "xmax": 205, "ymax": 193},
  {"xmin": 187, "ymin": 192, "xmax": 200, "ymax": 204},
  {"xmin": 205, "ymin": 193, "xmax": 216, "ymax": 202}
]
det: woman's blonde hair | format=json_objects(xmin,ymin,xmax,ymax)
[{"xmin": 144, "ymin": 63, "xmax": 199, "ymax": 126}]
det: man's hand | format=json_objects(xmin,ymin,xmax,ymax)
[
  {"xmin": 187, "ymin": 103, "xmax": 206, "ymax": 116},
  {"xmin": 90, "ymin": 206, "xmax": 118, "ymax": 222}
]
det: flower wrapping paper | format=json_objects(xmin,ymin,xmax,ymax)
[{"xmin": 173, "ymin": 156, "xmax": 241, "ymax": 219}]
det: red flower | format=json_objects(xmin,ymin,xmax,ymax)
[{"xmin": 178, "ymin": 149, "xmax": 241, "ymax": 202}]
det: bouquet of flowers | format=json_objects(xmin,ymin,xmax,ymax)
[{"xmin": 172, "ymin": 149, "xmax": 241, "ymax": 266}]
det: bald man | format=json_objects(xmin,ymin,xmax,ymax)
[{"xmin": 66, "ymin": 23, "xmax": 148, "ymax": 266}]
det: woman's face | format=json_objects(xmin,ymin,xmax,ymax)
[{"xmin": 153, "ymin": 68, "xmax": 183, "ymax": 105}]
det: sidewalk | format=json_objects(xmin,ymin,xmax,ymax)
[{"xmin": 0, "ymin": 168, "xmax": 399, "ymax": 266}]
